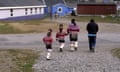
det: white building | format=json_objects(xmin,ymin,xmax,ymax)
[{"xmin": 0, "ymin": 0, "xmax": 46, "ymax": 20}]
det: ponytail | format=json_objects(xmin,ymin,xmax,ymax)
[{"xmin": 71, "ymin": 19, "xmax": 76, "ymax": 26}]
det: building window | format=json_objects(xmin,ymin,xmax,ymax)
[
  {"xmin": 25, "ymin": 8, "xmax": 28, "ymax": 15},
  {"xmin": 35, "ymin": 8, "xmax": 37, "ymax": 14},
  {"xmin": 57, "ymin": 7, "xmax": 62, "ymax": 13},
  {"xmin": 30, "ymin": 8, "xmax": 33, "ymax": 14},
  {"xmin": 10, "ymin": 9, "xmax": 13, "ymax": 16}
]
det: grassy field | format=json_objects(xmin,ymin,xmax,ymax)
[
  {"xmin": 0, "ymin": 19, "xmax": 67, "ymax": 34},
  {"xmin": 0, "ymin": 49, "xmax": 39, "ymax": 72},
  {"xmin": 0, "ymin": 22, "xmax": 22, "ymax": 34},
  {"xmin": 0, "ymin": 16, "xmax": 119, "ymax": 34}
]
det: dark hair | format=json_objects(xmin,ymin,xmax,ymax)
[
  {"xmin": 90, "ymin": 19, "xmax": 95, "ymax": 23},
  {"xmin": 47, "ymin": 32, "xmax": 51, "ymax": 36},
  {"xmin": 71, "ymin": 19, "xmax": 75, "ymax": 23},
  {"xmin": 59, "ymin": 24, "xmax": 63, "ymax": 27},
  {"xmin": 48, "ymin": 28, "xmax": 52, "ymax": 33},
  {"xmin": 59, "ymin": 24, "xmax": 63, "ymax": 29},
  {"xmin": 71, "ymin": 19, "xmax": 76, "ymax": 26},
  {"xmin": 59, "ymin": 24, "xmax": 63, "ymax": 32},
  {"xmin": 59, "ymin": 28, "xmax": 63, "ymax": 32}
]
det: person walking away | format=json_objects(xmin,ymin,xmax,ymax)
[
  {"xmin": 67, "ymin": 19, "xmax": 80, "ymax": 51},
  {"xmin": 56, "ymin": 24, "xmax": 67, "ymax": 52},
  {"xmin": 43, "ymin": 30, "xmax": 53, "ymax": 60},
  {"xmin": 86, "ymin": 19, "xmax": 99, "ymax": 52}
]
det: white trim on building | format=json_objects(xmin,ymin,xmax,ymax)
[
  {"xmin": 0, "ymin": 5, "xmax": 46, "ymax": 9},
  {"xmin": 0, "ymin": 5, "xmax": 46, "ymax": 19}
]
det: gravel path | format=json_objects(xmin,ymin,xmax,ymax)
[
  {"xmin": 33, "ymin": 48, "xmax": 120, "ymax": 72},
  {"xmin": 0, "ymin": 33, "xmax": 120, "ymax": 72},
  {"xmin": 33, "ymin": 33, "xmax": 120, "ymax": 72},
  {"xmin": 32, "ymin": 18, "xmax": 120, "ymax": 72}
]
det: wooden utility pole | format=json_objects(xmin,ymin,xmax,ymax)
[{"xmin": 50, "ymin": 0, "xmax": 53, "ymax": 20}]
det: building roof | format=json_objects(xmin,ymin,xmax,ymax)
[
  {"xmin": 45, "ymin": 0, "xmax": 65, "ymax": 6},
  {"xmin": 0, "ymin": 0, "xmax": 46, "ymax": 7}
]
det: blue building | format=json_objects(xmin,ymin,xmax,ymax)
[{"xmin": 45, "ymin": 0, "xmax": 74, "ymax": 16}]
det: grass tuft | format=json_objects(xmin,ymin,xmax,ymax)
[
  {"xmin": 0, "ymin": 49, "xmax": 39, "ymax": 72},
  {"xmin": 0, "ymin": 22, "xmax": 24, "ymax": 34},
  {"xmin": 111, "ymin": 48, "xmax": 120, "ymax": 59}
]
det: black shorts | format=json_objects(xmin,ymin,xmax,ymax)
[
  {"xmin": 58, "ymin": 39, "xmax": 65, "ymax": 43},
  {"xmin": 45, "ymin": 44, "xmax": 52, "ymax": 49},
  {"xmin": 70, "ymin": 34, "xmax": 78, "ymax": 41}
]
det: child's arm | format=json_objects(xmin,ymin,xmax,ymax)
[
  {"xmin": 67, "ymin": 28, "xmax": 70, "ymax": 34},
  {"xmin": 56, "ymin": 33, "xmax": 59, "ymax": 41},
  {"xmin": 65, "ymin": 32, "xmax": 68, "ymax": 36},
  {"xmin": 43, "ymin": 38, "xmax": 45, "ymax": 43}
]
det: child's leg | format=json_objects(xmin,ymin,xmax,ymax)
[
  {"xmin": 60, "ymin": 43, "xmax": 65, "ymax": 49},
  {"xmin": 74, "ymin": 41, "xmax": 78, "ymax": 51},
  {"xmin": 46, "ymin": 49, "xmax": 52, "ymax": 60},
  {"xmin": 70, "ymin": 41, "xmax": 74, "ymax": 51},
  {"xmin": 73, "ymin": 35, "xmax": 78, "ymax": 50},
  {"xmin": 70, "ymin": 35, "xmax": 75, "ymax": 51},
  {"xmin": 59, "ymin": 40, "xmax": 65, "ymax": 52},
  {"xmin": 46, "ymin": 44, "xmax": 52, "ymax": 60},
  {"xmin": 59, "ymin": 43, "xmax": 65, "ymax": 52}
]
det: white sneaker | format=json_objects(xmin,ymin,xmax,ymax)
[{"xmin": 71, "ymin": 47, "xmax": 74, "ymax": 51}]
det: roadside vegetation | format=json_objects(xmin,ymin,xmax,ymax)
[
  {"xmin": 0, "ymin": 49, "xmax": 39, "ymax": 72},
  {"xmin": 112, "ymin": 48, "xmax": 120, "ymax": 59}
]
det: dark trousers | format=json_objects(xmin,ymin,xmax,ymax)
[
  {"xmin": 69, "ymin": 34, "xmax": 78, "ymax": 41},
  {"xmin": 88, "ymin": 36, "xmax": 96, "ymax": 50},
  {"xmin": 45, "ymin": 44, "xmax": 52, "ymax": 49}
]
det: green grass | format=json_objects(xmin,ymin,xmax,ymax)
[
  {"xmin": 0, "ymin": 49, "xmax": 39, "ymax": 72},
  {"xmin": 111, "ymin": 48, "xmax": 120, "ymax": 59},
  {"xmin": 0, "ymin": 23, "xmax": 22, "ymax": 34}
]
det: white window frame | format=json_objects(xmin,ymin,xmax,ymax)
[{"xmin": 57, "ymin": 7, "xmax": 63, "ymax": 13}]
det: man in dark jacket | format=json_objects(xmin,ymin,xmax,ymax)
[{"xmin": 86, "ymin": 19, "xmax": 99, "ymax": 52}]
